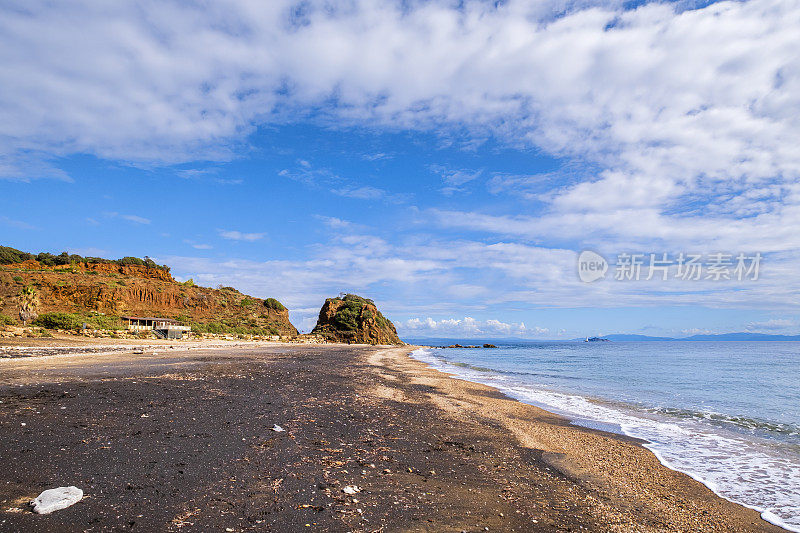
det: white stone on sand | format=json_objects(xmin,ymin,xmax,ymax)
[{"xmin": 30, "ymin": 486, "xmax": 83, "ymax": 514}]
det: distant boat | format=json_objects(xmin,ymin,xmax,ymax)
[{"xmin": 584, "ymin": 336, "xmax": 610, "ymax": 342}]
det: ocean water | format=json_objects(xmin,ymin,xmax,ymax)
[{"xmin": 407, "ymin": 341, "xmax": 800, "ymax": 531}]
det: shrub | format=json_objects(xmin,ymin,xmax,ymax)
[
  {"xmin": 333, "ymin": 311, "xmax": 358, "ymax": 331},
  {"xmin": 326, "ymin": 294, "xmax": 391, "ymax": 331},
  {"xmin": 0, "ymin": 246, "xmax": 33, "ymax": 264},
  {"xmin": 192, "ymin": 322, "xmax": 228, "ymax": 335},
  {"xmin": 35, "ymin": 252, "xmax": 73, "ymax": 266},
  {"xmin": 88, "ymin": 314, "xmax": 123, "ymax": 330},
  {"xmin": 0, "ymin": 314, "xmax": 15, "ymax": 325},
  {"xmin": 0, "ymin": 246, "xmax": 171, "ymax": 270},
  {"xmin": 34, "ymin": 312, "xmax": 82, "ymax": 330},
  {"xmin": 263, "ymin": 298, "xmax": 286, "ymax": 311},
  {"xmin": 333, "ymin": 302, "xmax": 363, "ymax": 331},
  {"xmin": 32, "ymin": 312, "xmax": 123, "ymax": 331},
  {"xmin": 182, "ymin": 278, "xmax": 195, "ymax": 287},
  {"xmin": 342, "ymin": 293, "xmax": 374, "ymax": 306},
  {"xmin": 117, "ymin": 256, "xmax": 145, "ymax": 267},
  {"xmin": 12, "ymin": 276, "xmax": 22, "ymax": 283},
  {"xmin": 240, "ymin": 297, "xmax": 254, "ymax": 308}
]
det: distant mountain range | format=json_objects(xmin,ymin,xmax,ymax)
[
  {"xmin": 406, "ymin": 332, "xmax": 800, "ymax": 344},
  {"xmin": 598, "ymin": 332, "xmax": 800, "ymax": 341}
]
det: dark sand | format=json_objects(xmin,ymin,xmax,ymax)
[{"xmin": 0, "ymin": 344, "xmax": 785, "ymax": 532}]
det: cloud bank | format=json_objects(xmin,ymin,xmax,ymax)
[{"xmin": 3, "ymin": 0, "xmax": 798, "ymax": 187}]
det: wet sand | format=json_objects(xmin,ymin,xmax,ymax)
[{"xmin": 0, "ymin": 344, "xmax": 785, "ymax": 532}]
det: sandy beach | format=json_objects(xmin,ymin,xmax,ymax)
[{"xmin": 0, "ymin": 342, "xmax": 785, "ymax": 532}]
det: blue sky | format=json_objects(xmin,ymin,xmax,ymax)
[{"xmin": 2, "ymin": 0, "xmax": 800, "ymax": 337}]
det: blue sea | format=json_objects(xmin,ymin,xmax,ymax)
[{"xmin": 407, "ymin": 341, "xmax": 800, "ymax": 531}]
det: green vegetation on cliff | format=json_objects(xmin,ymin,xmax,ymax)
[
  {"xmin": 264, "ymin": 297, "xmax": 287, "ymax": 311},
  {"xmin": 0, "ymin": 245, "xmax": 169, "ymax": 271},
  {"xmin": 329, "ymin": 294, "xmax": 389, "ymax": 331}
]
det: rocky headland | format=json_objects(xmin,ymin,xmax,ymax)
[{"xmin": 311, "ymin": 293, "xmax": 403, "ymax": 345}]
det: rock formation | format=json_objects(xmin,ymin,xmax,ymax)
[
  {"xmin": 312, "ymin": 294, "xmax": 402, "ymax": 345},
  {"xmin": 0, "ymin": 252, "xmax": 297, "ymax": 336}
]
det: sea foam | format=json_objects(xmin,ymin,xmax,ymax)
[{"xmin": 409, "ymin": 346, "xmax": 800, "ymax": 532}]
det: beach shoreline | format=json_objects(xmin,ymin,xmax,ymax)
[
  {"xmin": 406, "ymin": 344, "xmax": 800, "ymax": 532},
  {"xmin": 0, "ymin": 342, "xmax": 785, "ymax": 531}
]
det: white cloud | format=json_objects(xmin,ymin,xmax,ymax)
[
  {"xmin": 281, "ymin": 161, "xmax": 409, "ymax": 202},
  {"xmin": 157, "ymin": 231, "xmax": 800, "ymax": 338},
  {"xmin": 429, "ymin": 164, "xmax": 483, "ymax": 190},
  {"xmin": 400, "ymin": 316, "xmax": 547, "ymax": 338},
  {"xmin": 0, "ymin": 216, "xmax": 36, "ymax": 230},
  {"xmin": 429, "ymin": 205, "xmax": 800, "ymax": 254},
  {"xmin": 314, "ymin": 215, "xmax": 357, "ymax": 230},
  {"xmin": 218, "ymin": 229, "xmax": 266, "ymax": 242},
  {"xmin": 680, "ymin": 328, "xmax": 716, "ymax": 336},
  {"xmin": 158, "ymin": 233, "xmax": 446, "ymax": 318},
  {"xmin": 4, "ymin": 0, "xmax": 798, "ymax": 203},
  {"xmin": 332, "ymin": 185, "xmax": 388, "ymax": 200},
  {"xmin": 176, "ymin": 169, "xmax": 215, "ymax": 180},
  {"xmin": 745, "ymin": 318, "xmax": 798, "ymax": 331},
  {"xmin": 487, "ymin": 172, "xmax": 555, "ymax": 200},
  {"xmin": 104, "ymin": 212, "xmax": 151, "ymax": 225},
  {"xmin": 176, "ymin": 168, "xmax": 243, "ymax": 185},
  {"xmin": 428, "ymin": 164, "xmax": 484, "ymax": 195},
  {"xmin": 362, "ymin": 152, "xmax": 392, "ymax": 161},
  {"xmin": 182, "ymin": 239, "xmax": 213, "ymax": 250},
  {"xmin": 120, "ymin": 214, "xmax": 151, "ymax": 225}
]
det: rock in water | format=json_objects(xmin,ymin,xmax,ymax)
[
  {"xmin": 31, "ymin": 486, "xmax": 83, "ymax": 514},
  {"xmin": 311, "ymin": 294, "xmax": 403, "ymax": 345}
]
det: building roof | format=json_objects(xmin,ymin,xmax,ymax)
[{"xmin": 121, "ymin": 316, "xmax": 180, "ymax": 323}]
